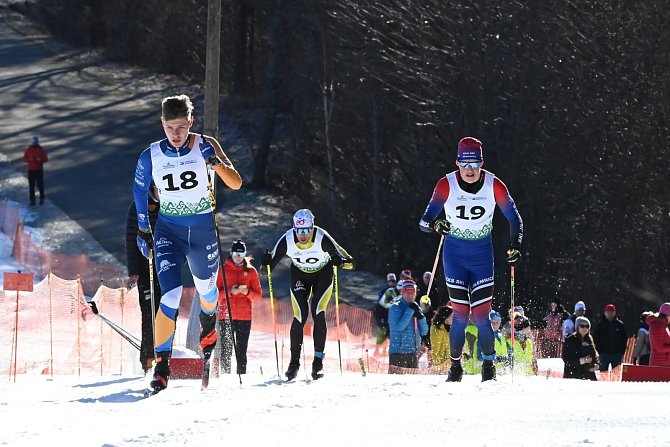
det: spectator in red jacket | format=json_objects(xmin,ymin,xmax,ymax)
[
  {"xmin": 216, "ymin": 239, "xmax": 262, "ymax": 374},
  {"xmin": 22, "ymin": 136, "xmax": 48, "ymax": 205},
  {"xmin": 646, "ymin": 303, "xmax": 670, "ymax": 368}
]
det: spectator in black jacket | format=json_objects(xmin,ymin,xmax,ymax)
[
  {"xmin": 592, "ymin": 303, "xmax": 628, "ymax": 372},
  {"xmin": 562, "ymin": 316, "xmax": 599, "ymax": 380},
  {"xmin": 125, "ymin": 183, "xmax": 161, "ymax": 373}
]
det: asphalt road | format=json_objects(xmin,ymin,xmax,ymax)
[{"xmin": 0, "ymin": 11, "xmax": 203, "ymax": 266}]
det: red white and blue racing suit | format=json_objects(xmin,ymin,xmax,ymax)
[{"xmin": 419, "ymin": 170, "xmax": 522, "ymax": 363}]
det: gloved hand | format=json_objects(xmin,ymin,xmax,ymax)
[
  {"xmin": 421, "ymin": 334, "xmax": 432, "ymax": 350},
  {"xmin": 261, "ymin": 251, "xmax": 273, "ymax": 267},
  {"xmin": 200, "ymin": 139, "xmax": 216, "ymax": 160},
  {"xmin": 507, "ymin": 247, "xmax": 522, "ymax": 265},
  {"xmin": 136, "ymin": 227, "xmax": 153, "ymax": 259},
  {"xmin": 331, "ymin": 256, "xmax": 344, "ymax": 267},
  {"xmin": 432, "ymin": 219, "xmax": 451, "ymax": 235},
  {"xmin": 409, "ymin": 301, "xmax": 425, "ymax": 320}
]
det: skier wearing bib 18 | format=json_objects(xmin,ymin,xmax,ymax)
[
  {"xmin": 262, "ymin": 209, "xmax": 355, "ymax": 381},
  {"xmin": 132, "ymin": 94, "xmax": 242, "ymax": 393},
  {"xmin": 419, "ymin": 137, "xmax": 523, "ymax": 383}
]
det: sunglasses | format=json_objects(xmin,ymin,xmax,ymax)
[
  {"xmin": 295, "ymin": 227, "xmax": 312, "ymax": 235},
  {"xmin": 231, "ymin": 251, "xmax": 246, "ymax": 257},
  {"xmin": 460, "ymin": 161, "xmax": 482, "ymax": 169}
]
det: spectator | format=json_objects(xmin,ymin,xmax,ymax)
[
  {"xmin": 646, "ymin": 303, "xmax": 670, "ymax": 368},
  {"xmin": 400, "ymin": 268, "xmax": 414, "ymax": 282},
  {"xmin": 592, "ymin": 304, "xmax": 628, "ymax": 371},
  {"xmin": 418, "ymin": 271, "xmax": 448, "ymax": 311},
  {"xmin": 216, "ymin": 239, "xmax": 262, "ymax": 374},
  {"xmin": 502, "ymin": 306, "xmax": 531, "ymax": 340},
  {"xmin": 462, "ymin": 318, "xmax": 481, "ymax": 375},
  {"xmin": 541, "ymin": 297, "xmax": 570, "ymax": 358},
  {"xmin": 562, "ymin": 300, "xmax": 586, "ymax": 340},
  {"xmin": 22, "ymin": 135, "xmax": 48, "ymax": 206},
  {"xmin": 430, "ymin": 304, "xmax": 453, "ymax": 367},
  {"xmin": 562, "ymin": 316, "xmax": 599, "ymax": 380},
  {"xmin": 509, "ymin": 312, "xmax": 537, "ymax": 375},
  {"xmin": 373, "ymin": 273, "xmax": 398, "ymax": 345},
  {"xmin": 631, "ymin": 311, "xmax": 652, "ymax": 366},
  {"xmin": 388, "ymin": 279, "xmax": 430, "ymax": 371},
  {"xmin": 419, "ymin": 295, "xmax": 435, "ymax": 329},
  {"xmin": 490, "ymin": 311, "xmax": 511, "ymax": 373},
  {"xmin": 124, "ymin": 183, "xmax": 161, "ymax": 373}
]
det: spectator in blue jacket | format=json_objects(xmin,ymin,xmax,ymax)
[{"xmin": 388, "ymin": 279, "xmax": 429, "ymax": 372}]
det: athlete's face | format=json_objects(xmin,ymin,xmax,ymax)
[
  {"xmin": 457, "ymin": 160, "xmax": 483, "ymax": 183},
  {"xmin": 401, "ymin": 287, "xmax": 416, "ymax": 303},
  {"xmin": 161, "ymin": 116, "xmax": 193, "ymax": 147},
  {"xmin": 294, "ymin": 227, "xmax": 313, "ymax": 243}
]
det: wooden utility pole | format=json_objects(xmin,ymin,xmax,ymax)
[{"xmin": 203, "ymin": 0, "xmax": 221, "ymax": 137}]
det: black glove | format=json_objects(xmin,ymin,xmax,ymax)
[
  {"xmin": 409, "ymin": 301, "xmax": 424, "ymax": 320},
  {"xmin": 261, "ymin": 251, "xmax": 273, "ymax": 267},
  {"xmin": 507, "ymin": 247, "xmax": 522, "ymax": 265},
  {"xmin": 136, "ymin": 227, "xmax": 153, "ymax": 259},
  {"xmin": 87, "ymin": 300, "xmax": 99, "ymax": 315},
  {"xmin": 421, "ymin": 334, "xmax": 432, "ymax": 350},
  {"xmin": 432, "ymin": 219, "xmax": 451, "ymax": 235},
  {"xmin": 331, "ymin": 256, "xmax": 344, "ymax": 267}
]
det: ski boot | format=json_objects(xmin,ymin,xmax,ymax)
[
  {"xmin": 445, "ymin": 360, "xmax": 463, "ymax": 382},
  {"xmin": 311, "ymin": 356, "xmax": 324, "ymax": 380},
  {"xmin": 481, "ymin": 360, "xmax": 497, "ymax": 382},
  {"xmin": 199, "ymin": 311, "xmax": 218, "ymax": 389},
  {"xmin": 285, "ymin": 360, "xmax": 300, "ymax": 381},
  {"xmin": 149, "ymin": 352, "xmax": 171, "ymax": 393}
]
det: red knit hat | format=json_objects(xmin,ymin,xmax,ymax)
[{"xmin": 457, "ymin": 137, "xmax": 483, "ymax": 161}]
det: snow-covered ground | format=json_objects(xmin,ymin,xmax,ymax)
[{"xmin": 1, "ymin": 205, "xmax": 668, "ymax": 447}]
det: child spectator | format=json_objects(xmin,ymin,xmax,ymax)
[
  {"xmin": 430, "ymin": 304, "xmax": 453, "ymax": 367},
  {"xmin": 542, "ymin": 297, "xmax": 570, "ymax": 358}
]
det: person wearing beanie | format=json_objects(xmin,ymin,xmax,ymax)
[
  {"xmin": 124, "ymin": 181, "xmax": 162, "ymax": 373},
  {"xmin": 418, "ymin": 136, "xmax": 523, "ymax": 383},
  {"xmin": 430, "ymin": 304, "xmax": 454, "ymax": 367},
  {"xmin": 215, "ymin": 239, "xmax": 262, "ymax": 374},
  {"xmin": 22, "ymin": 135, "xmax": 48, "ymax": 205},
  {"xmin": 632, "ymin": 311, "xmax": 653, "ymax": 366},
  {"xmin": 388, "ymin": 279, "xmax": 430, "ymax": 372},
  {"xmin": 261, "ymin": 209, "xmax": 355, "ymax": 381},
  {"xmin": 562, "ymin": 300, "xmax": 587, "ymax": 340},
  {"xmin": 562, "ymin": 316, "xmax": 599, "ymax": 380},
  {"xmin": 373, "ymin": 273, "xmax": 400, "ymax": 347},
  {"xmin": 646, "ymin": 303, "xmax": 670, "ymax": 368},
  {"xmin": 592, "ymin": 304, "xmax": 628, "ymax": 371},
  {"xmin": 542, "ymin": 297, "xmax": 571, "ymax": 358}
]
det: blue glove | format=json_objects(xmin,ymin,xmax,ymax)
[
  {"xmin": 200, "ymin": 139, "xmax": 215, "ymax": 160},
  {"xmin": 136, "ymin": 227, "xmax": 153, "ymax": 259}
]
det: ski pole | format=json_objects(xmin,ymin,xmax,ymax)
[
  {"xmin": 267, "ymin": 262, "xmax": 281, "ymax": 379},
  {"xmin": 148, "ymin": 248, "xmax": 157, "ymax": 363},
  {"xmin": 510, "ymin": 265, "xmax": 515, "ymax": 383},
  {"xmin": 334, "ymin": 265, "xmax": 343, "ymax": 376},
  {"xmin": 426, "ymin": 234, "xmax": 445, "ymax": 297},
  {"xmin": 86, "ymin": 300, "xmax": 141, "ymax": 351},
  {"xmin": 207, "ymin": 160, "xmax": 242, "ymax": 387}
]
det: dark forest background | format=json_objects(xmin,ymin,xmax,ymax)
[{"xmin": 16, "ymin": 0, "xmax": 670, "ymax": 329}]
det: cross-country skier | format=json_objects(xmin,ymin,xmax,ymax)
[
  {"xmin": 261, "ymin": 209, "xmax": 355, "ymax": 380},
  {"xmin": 133, "ymin": 94, "xmax": 242, "ymax": 393},
  {"xmin": 418, "ymin": 137, "xmax": 523, "ymax": 382}
]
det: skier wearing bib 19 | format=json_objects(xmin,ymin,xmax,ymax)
[
  {"xmin": 418, "ymin": 137, "xmax": 523, "ymax": 383},
  {"xmin": 261, "ymin": 209, "xmax": 355, "ymax": 381},
  {"xmin": 132, "ymin": 94, "xmax": 242, "ymax": 393}
]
